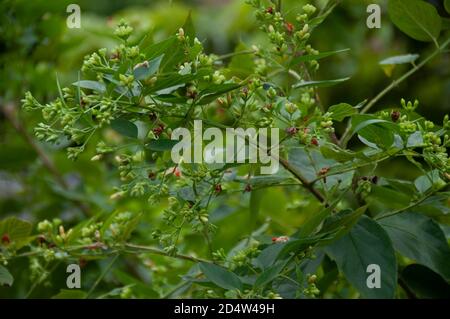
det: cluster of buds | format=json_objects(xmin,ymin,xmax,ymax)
[
  {"xmin": 230, "ymin": 241, "xmax": 260, "ymax": 270},
  {"xmin": 21, "ymin": 91, "xmax": 42, "ymax": 111},
  {"xmin": 114, "ymin": 20, "xmax": 134, "ymax": 40},
  {"xmin": 320, "ymin": 113, "xmax": 335, "ymax": 134},
  {"xmin": 303, "ymin": 274, "xmax": 320, "ymax": 297},
  {"xmin": 116, "ymin": 154, "xmax": 136, "ymax": 181},
  {"xmin": 401, "ymin": 98, "xmax": 419, "ymax": 112}
]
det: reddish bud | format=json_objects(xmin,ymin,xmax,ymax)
[
  {"xmin": 153, "ymin": 124, "xmax": 165, "ymax": 137},
  {"xmin": 214, "ymin": 184, "xmax": 222, "ymax": 194},
  {"xmin": 272, "ymin": 236, "xmax": 289, "ymax": 243},
  {"xmin": 1, "ymin": 233, "xmax": 10, "ymax": 245},
  {"xmin": 173, "ymin": 167, "xmax": 182, "ymax": 177},
  {"xmin": 285, "ymin": 22, "xmax": 295, "ymax": 33},
  {"xmin": 266, "ymin": 6, "xmax": 274, "ymax": 14},
  {"xmin": 391, "ymin": 110, "xmax": 400, "ymax": 122},
  {"xmin": 286, "ymin": 127, "xmax": 298, "ymax": 136},
  {"xmin": 318, "ymin": 167, "xmax": 330, "ymax": 176},
  {"xmin": 311, "ymin": 137, "xmax": 319, "ymax": 146},
  {"xmin": 78, "ymin": 258, "xmax": 88, "ymax": 268}
]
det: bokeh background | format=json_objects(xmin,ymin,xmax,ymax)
[{"xmin": 0, "ymin": 0, "xmax": 449, "ymax": 298}]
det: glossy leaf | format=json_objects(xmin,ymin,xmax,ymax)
[
  {"xmin": 328, "ymin": 103, "xmax": 357, "ymax": 121},
  {"xmin": 146, "ymin": 139, "xmax": 179, "ymax": 152},
  {"xmin": 379, "ymin": 54, "xmax": 419, "ymax": 66},
  {"xmin": 325, "ymin": 216, "xmax": 397, "ymax": 298},
  {"xmin": 72, "ymin": 80, "xmax": 106, "ymax": 93},
  {"xmin": 133, "ymin": 55, "xmax": 164, "ymax": 80},
  {"xmin": 388, "ymin": 0, "xmax": 441, "ymax": 42}
]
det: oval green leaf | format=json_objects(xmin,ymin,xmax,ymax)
[
  {"xmin": 111, "ymin": 119, "xmax": 138, "ymax": 139},
  {"xmin": 199, "ymin": 262, "xmax": 243, "ymax": 291},
  {"xmin": 378, "ymin": 212, "xmax": 450, "ymax": 281},
  {"xmin": 325, "ymin": 216, "xmax": 397, "ymax": 298},
  {"xmin": 388, "ymin": 0, "xmax": 441, "ymax": 43}
]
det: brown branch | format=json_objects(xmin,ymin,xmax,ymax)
[
  {"xmin": 2, "ymin": 102, "xmax": 92, "ymax": 216},
  {"xmin": 278, "ymin": 157, "xmax": 326, "ymax": 203}
]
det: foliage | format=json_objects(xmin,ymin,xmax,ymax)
[{"xmin": 1, "ymin": 0, "xmax": 450, "ymax": 299}]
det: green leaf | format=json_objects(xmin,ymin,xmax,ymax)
[
  {"xmin": 146, "ymin": 139, "xmax": 179, "ymax": 152},
  {"xmin": 379, "ymin": 54, "xmax": 419, "ymax": 66},
  {"xmin": 0, "ymin": 265, "xmax": 13, "ymax": 287},
  {"xmin": 378, "ymin": 212, "xmax": 450, "ymax": 281},
  {"xmin": 255, "ymin": 259, "xmax": 289, "ymax": 287},
  {"xmin": 328, "ymin": 103, "xmax": 357, "ymax": 121},
  {"xmin": 379, "ymin": 54, "xmax": 420, "ymax": 77},
  {"xmin": 406, "ymin": 131, "xmax": 423, "ymax": 148},
  {"xmin": 197, "ymin": 83, "xmax": 242, "ymax": 105},
  {"xmin": 442, "ymin": 17, "xmax": 450, "ymax": 30},
  {"xmin": 388, "ymin": 0, "xmax": 441, "ymax": 43},
  {"xmin": 414, "ymin": 170, "xmax": 442, "ymax": 193},
  {"xmin": 158, "ymin": 14, "xmax": 196, "ymax": 71},
  {"xmin": 255, "ymin": 243, "xmax": 286, "ymax": 269},
  {"xmin": 199, "ymin": 262, "xmax": 243, "ymax": 291},
  {"xmin": 0, "ymin": 217, "xmax": 33, "ymax": 249},
  {"xmin": 110, "ymin": 118, "xmax": 138, "ymax": 139},
  {"xmin": 72, "ymin": 80, "xmax": 106, "ymax": 93},
  {"xmin": 320, "ymin": 143, "xmax": 359, "ymax": 162},
  {"xmin": 401, "ymin": 264, "xmax": 450, "ymax": 298},
  {"xmin": 288, "ymin": 147, "xmax": 354, "ymax": 190},
  {"xmin": 292, "ymin": 77, "xmax": 350, "ymax": 89},
  {"xmin": 297, "ymin": 203, "xmax": 339, "ymax": 238},
  {"xmin": 278, "ymin": 233, "xmax": 336, "ymax": 260},
  {"xmin": 325, "ymin": 216, "xmax": 397, "ymax": 298},
  {"xmin": 290, "ymin": 48, "xmax": 350, "ymax": 66},
  {"xmin": 142, "ymin": 36, "xmax": 176, "ymax": 60},
  {"xmin": 52, "ymin": 289, "xmax": 87, "ymax": 299},
  {"xmin": 133, "ymin": 55, "xmax": 164, "ymax": 80},
  {"xmin": 445, "ymin": 0, "xmax": 450, "ymax": 14},
  {"xmin": 319, "ymin": 206, "xmax": 368, "ymax": 242},
  {"xmin": 351, "ymin": 116, "xmax": 398, "ymax": 149}
]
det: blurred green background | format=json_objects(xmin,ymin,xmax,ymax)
[{"xmin": 0, "ymin": 0, "xmax": 449, "ymax": 298}]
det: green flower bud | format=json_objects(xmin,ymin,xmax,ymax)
[
  {"xmin": 37, "ymin": 220, "xmax": 53, "ymax": 233},
  {"xmin": 303, "ymin": 4, "xmax": 317, "ymax": 16}
]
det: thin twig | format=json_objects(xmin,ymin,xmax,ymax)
[
  {"xmin": 339, "ymin": 36, "xmax": 450, "ymax": 147},
  {"xmin": 86, "ymin": 254, "xmax": 119, "ymax": 299},
  {"xmin": 124, "ymin": 243, "xmax": 213, "ymax": 264}
]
